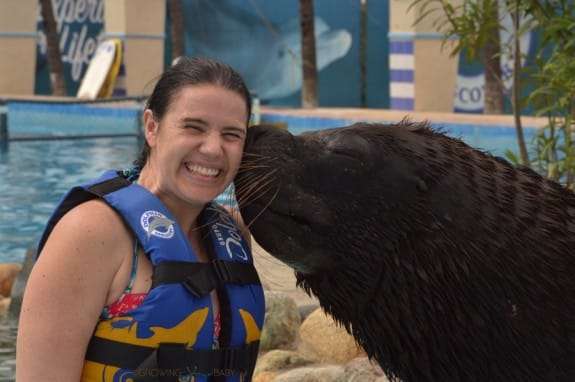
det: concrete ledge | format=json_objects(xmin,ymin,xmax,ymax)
[{"xmin": 260, "ymin": 107, "xmax": 548, "ymax": 129}]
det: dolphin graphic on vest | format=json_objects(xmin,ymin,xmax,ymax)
[{"xmin": 146, "ymin": 216, "xmax": 175, "ymax": 240}]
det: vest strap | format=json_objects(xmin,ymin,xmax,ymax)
[
  {"xmin": 86, "ymin": 174, "xmax": 130, "ymax": 196},
  {"xmin": 86, "ymin": 336, "xmax": 259, "ymax": 380},
  {"xmin": 152, "ymin": 260, "xmax": 261, "ymax": 297}
]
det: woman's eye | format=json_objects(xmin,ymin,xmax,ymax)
[
  {"xmin": 223, "ymin": 132, "xmax": 243, "ymax": 141},
  {"xmin": 186, "ymin": 125, "xmax": 204, "ymax": 132}
]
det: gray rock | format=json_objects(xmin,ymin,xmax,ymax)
[
  {"xmin": 260, "ymin": 291, "xmax": 301, "ymax": 351},
  {"xmin": 298, "ymin": 303, "xmax": 320, "ymax": 321}
]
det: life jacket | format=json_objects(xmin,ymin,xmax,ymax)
[{"xmin": 36, "ymin": 169, "xmax": 265, "ymax": 382}]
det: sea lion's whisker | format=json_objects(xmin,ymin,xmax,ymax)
[
  {"xmin": 237, "ymin": 157, "xmax": 277, "ymax": 173},
  {"xmin": 235, "ymin": 170, "xmax": 278, "ymax": 209},
  {"xmin": 236, "ymin": 181, "xmax": 274, "ymax": 210},
  {"xmin": 235, "ymin": 170, "xmax": 277, "ymax": 207},
  {"xmin": 240, "ymin": 153, "xmax": 274, "ymax": 164},
  {"xmin": 236, "ymin": 164, "xmax": 276, "ymax": 190},
  {"xmin": 243, "ymin": 185, "xmax": 280, "ymax": 231}
]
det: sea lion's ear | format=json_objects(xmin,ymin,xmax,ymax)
[{"xmin": 143, "ymin": 109, "xmax": 160, "ymax": 147}]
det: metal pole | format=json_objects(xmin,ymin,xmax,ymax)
[
  {"xmin": 0, "ymin": 105, "xmax": 8, "ymax": 144},
  {"xmin": 251, "ymin": 91, "xmax": 261, "ymax": 125}
]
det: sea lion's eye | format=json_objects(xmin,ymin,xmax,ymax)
[
  {"xmin": 326, "ymin": 134, "xmax": 370, "ymax": 160},
  {"xmin": 330, "ymin": 148, "xmax": 361, "ymax": 159}
]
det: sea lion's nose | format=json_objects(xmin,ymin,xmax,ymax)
[{"xmin": 245, "ymin": 124, "xmax": 291, "ymax": 149}]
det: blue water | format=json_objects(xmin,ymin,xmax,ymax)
[
  {"xmin": 0, "ymin": 137, "xmax": 141, "ymax": 264},
  {"xmin": 0, "ymin": 313, "xmax": 17, "ymax": 381}
]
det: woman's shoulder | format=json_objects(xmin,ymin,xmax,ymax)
[
  {"xmin": 39, "ymin": 198, "xmax": 132, "ymax": 264},
  {"xmin": 60, "ymin": 198, "xmax": 127, "ymax": 236}
]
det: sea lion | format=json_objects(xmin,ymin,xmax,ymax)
[{"xmin": 234, "ymin": 121, "xmax": 575, "ymax": 382}]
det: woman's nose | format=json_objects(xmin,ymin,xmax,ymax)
[{"xmin": 198, "ymin": 132, "xmax": 224, "ymax": 156}]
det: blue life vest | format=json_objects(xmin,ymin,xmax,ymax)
[{"xmin": 36, "ymin": 169, "xmax": 265, "ymax": 382}]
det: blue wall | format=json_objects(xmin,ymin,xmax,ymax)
[{"xmin": 176, "ymin": 0, "xmax": 390, "ymax": 108}]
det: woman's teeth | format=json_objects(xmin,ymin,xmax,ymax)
[{"xmin": 185, "ymin": 163, "xmax": 220, "ymax": 177}]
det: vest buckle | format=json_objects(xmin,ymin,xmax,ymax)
[{"xmin": 212, "ymin": 259, "xmax": 232, "ymax": 283}]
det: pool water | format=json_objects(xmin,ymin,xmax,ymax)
[
  {"xmin": 0, "ymin": 137, "xmax": 141, "ymax": 264},
  {"xmin": 0, "ymin": 314, "xmax": 17, "ymax": 382}
]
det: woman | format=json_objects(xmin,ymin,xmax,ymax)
[{"xmin": 16, "ymin": 57, "xmax": 264, "ymax": 382}]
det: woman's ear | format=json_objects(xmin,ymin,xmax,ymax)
[{"xmin": 143, "ymin": 109, "xmax": 159, "ymax": 147}]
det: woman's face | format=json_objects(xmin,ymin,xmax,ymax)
[{"xmin": 144, "ymin": 84, "xmax": 248, "ymax": 208}]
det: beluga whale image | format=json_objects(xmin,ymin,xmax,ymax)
[{"xmin": 184, "ymin": 0, "xmax": 352, "ymax": 100}]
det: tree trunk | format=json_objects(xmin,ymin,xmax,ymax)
[
  {"xmin": 39, "ymin": 0, "xmax": 67, "ymax": 96},
  {"xmin": 299, "ymin": 0, "xmax": 318, "ymax": 108},
  {"xmin": 168, "ymin": 0, "xmax": 185, "ymax": 61},
  {"xmin": 483, "ymin": 1, "xmax": 504, "ymax": 114},
  {"xmin": 510, "ymin": 4, "xmax": 529, "ymax": 167}
]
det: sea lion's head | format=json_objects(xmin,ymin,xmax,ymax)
[
  {"xmin": 235, "ymin": 121, "xmax": 469, "ymax": 276},
  {"xmin": 236, "ymin": 123, "xmax": 384, "ymax": 272}
]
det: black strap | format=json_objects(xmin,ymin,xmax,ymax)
[
  {"xmin": 86, "ymin": 174, "xmax": 131, "ymax": 197},
  {"xmin": 37, "ymin": 174, "xmax": 130, "ymax": 255},
  {"xmin": 85, "ymin": 336, "xmax": 259, "ymax": 380},
  {"xmin": 86, "ymin": 336, "xmax": 154, "ymax": 369},
  {"xmin": 152, "ymin": 260, "xmax": 261, "ymax": 297}
]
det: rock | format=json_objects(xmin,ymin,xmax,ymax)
[
  {"xmin": 0, "ymin": 263, "xmax": 22, "ymax": 298},
  {"xmin": 254, "ymin": 349, "xmax": 317, "ymax": 376},
  {"xmin": 333, "ymin": 356, "xmax": 390, "ymax": 382},
  {"xmin": 0, "ymin": 297, "xmax": 11, "ymax": 312},
  {"xmin": 299, "ymin": 308, "xmax": 363, "ymax": 364},
  {"xmin": 298, "ymin": 303, "xmax": 320, "ymax": 321},
  {"xmin": 9, "ymin": 246, "xmax": 36, "ymax": 318},
  {"xmin": 253, "ymin": 371, "xmax": 278, "ymax": 382},
  {"xmin": 260, "ymin": 291, "xmax": 301, "ymax": 351},
  {"xmin": 274, "ymin": 365, "xmax": 344, "ymax": 382}
]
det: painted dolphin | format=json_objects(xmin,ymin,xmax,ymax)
[{"xmin": 184, "ymin": 0, "xmax": 352, "ymax": 100}]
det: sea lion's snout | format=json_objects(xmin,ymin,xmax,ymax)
[{"xmin": 236, "ymin": 124, "xmax": 336, "ymax": 273}]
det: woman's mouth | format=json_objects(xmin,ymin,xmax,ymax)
[{"xmin": 185, "ymin": 163, "xmax": 221, "ymax": 177}]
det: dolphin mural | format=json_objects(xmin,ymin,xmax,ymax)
[{"xmin": 184, "ymin": 0, "xmax": 352, "ymax": 101}]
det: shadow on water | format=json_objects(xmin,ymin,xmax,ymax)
[{"xmin": 0, "ymin": 312, "xmax": 17, "ymax": 381}]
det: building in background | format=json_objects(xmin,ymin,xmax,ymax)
[{"xmin": 0, "ymin": 0, "xmax": 540, "ymax": 114}]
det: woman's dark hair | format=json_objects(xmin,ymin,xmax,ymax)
[{"xmin": 134, "ymin": 56, "xmax": 252, "ymax": 167}]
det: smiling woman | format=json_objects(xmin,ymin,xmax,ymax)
[{"xmin": 16, "ymin": 57, "xmax": 265, "ymax": 382}]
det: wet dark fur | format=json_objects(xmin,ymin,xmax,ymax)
[{"xmin": 234, "ymin": 121, "xmax": 575, "ymax": 382}]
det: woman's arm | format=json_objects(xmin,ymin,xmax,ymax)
[{"xmin": 16, "ymin": 199, "xmax": 130, "ymax": 381}]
